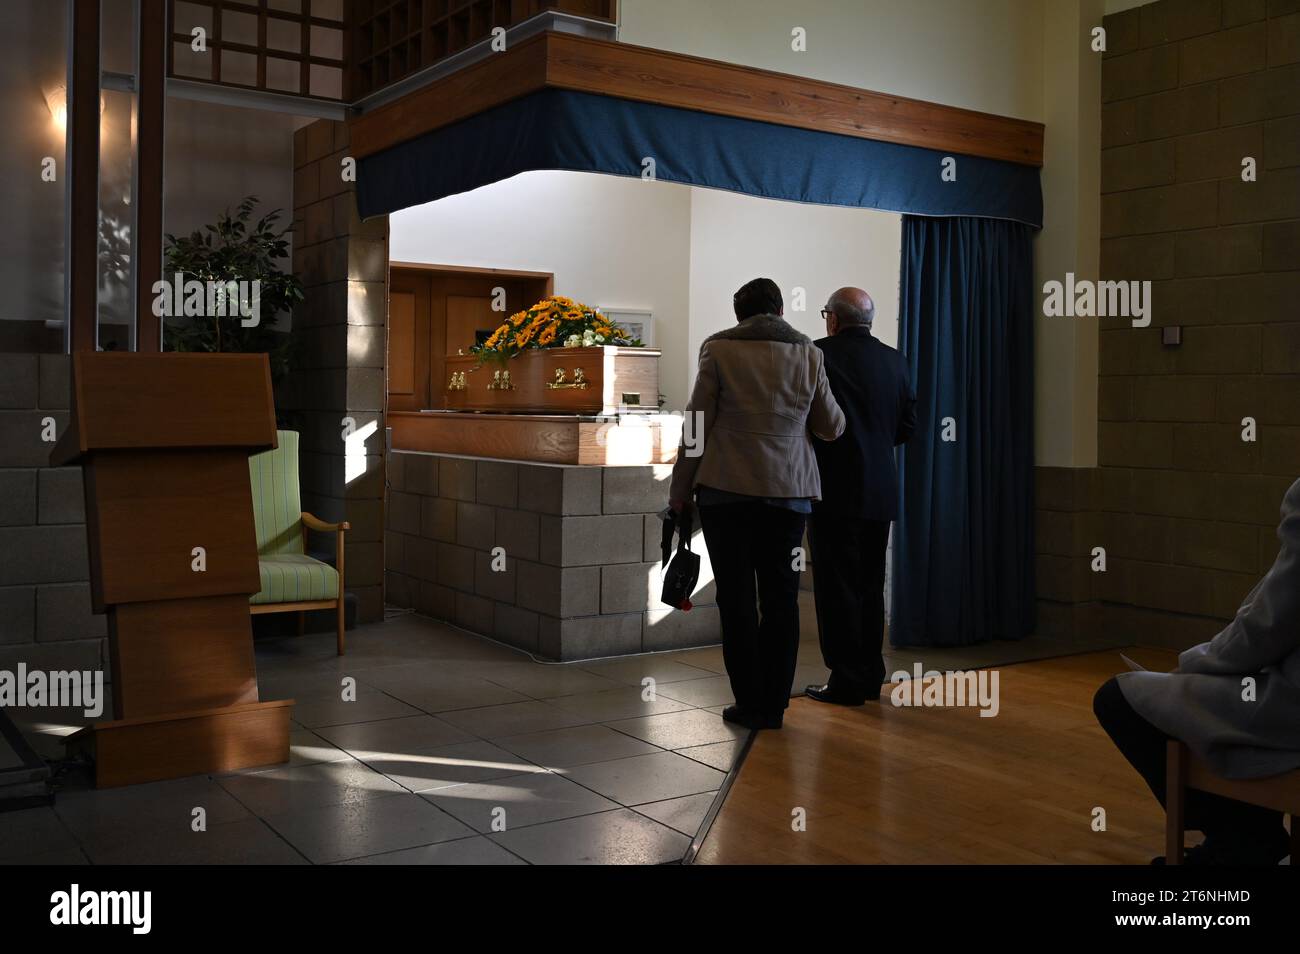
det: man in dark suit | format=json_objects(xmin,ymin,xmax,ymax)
[{"xmin": 806, "ymin": 287, "xmax": 916, "ymax": 706}]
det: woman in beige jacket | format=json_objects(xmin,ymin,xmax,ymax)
[{"xmin": 669, "ymin": 278, "xmax": 844, "ymax": 730}]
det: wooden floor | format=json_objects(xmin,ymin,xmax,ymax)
[{"xmin": 696, "ymin": 648, "xmax": 1179, "ymax": 864}]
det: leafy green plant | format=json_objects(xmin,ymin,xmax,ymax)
[{"xmin": 162, "ymin": 196, "xmax": 303, "ymax": 383}]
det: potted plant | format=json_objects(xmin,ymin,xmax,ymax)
[{"xmin": 161, "ymin": 196, "xmax": 303, "ymax": 385}]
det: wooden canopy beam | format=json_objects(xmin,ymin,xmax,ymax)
[{"xmin": 349, "ymin": 32, "xmax": 1044, "ymax": 168}]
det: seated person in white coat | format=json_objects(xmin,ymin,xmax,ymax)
[{"xmin": 1093, "ymin": 477, "xmax": 1300, "ymax": 865}]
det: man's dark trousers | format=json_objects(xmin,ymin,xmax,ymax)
[
  {"xmin": 809, "ymin": 513, "xmax": 890, "ymax": 700},
  {"xmin": 699, "ymin": 501, "xmax": 807, "ymax": 720}
]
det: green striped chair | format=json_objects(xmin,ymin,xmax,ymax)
[{"xmin": 248, "ymin": 430, "xmax": 351, "ymax": 655}]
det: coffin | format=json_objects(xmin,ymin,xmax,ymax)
[{"xmin": 443, "ymin": 346, "xmax": 660, "ymax": 415}]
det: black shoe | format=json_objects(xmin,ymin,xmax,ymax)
[
  {"xmin": 721, "ymin": 704, "xmax": 748, "ymax": 727},
  {"xmin": 805, "ymin": 684, "xmax": 868, "ymax": 706},
  {"xmin": 722, "ymin": 705, "xmax": 783, "ymax": 730}
]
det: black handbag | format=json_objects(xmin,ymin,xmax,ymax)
[{"xmin": 659, "ymin": 505, "xmax": 701, "ymax": 611}]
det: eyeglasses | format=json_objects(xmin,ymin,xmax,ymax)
[{"xmin": 820, "ymin": 308, "xmax": 835, "ymax": 320}]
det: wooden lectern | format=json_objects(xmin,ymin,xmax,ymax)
[{"xmin": 51, "ymin": 352, "xmax": 293, "ymax": 787}]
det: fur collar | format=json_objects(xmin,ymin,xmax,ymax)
[{"xmin": 703, "ymin": 314, "xmax": 811, "ymax": 347}]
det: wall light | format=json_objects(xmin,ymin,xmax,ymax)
[{"xmin": 43, "ymin": 82, "xmax": 106, "ymax": 133}]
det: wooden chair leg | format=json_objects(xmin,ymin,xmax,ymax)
[
  {"xmin": 1165, "ymin": 740, "xmax": 1186, "ymax": 865},
  {"xmin": 336, "ymin": 526, "xmax": 346, "ymax": 656}
]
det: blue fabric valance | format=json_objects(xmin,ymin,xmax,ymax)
[{"xmin": 356, "ymin": 88, "xmax": 1042, "ymax": 227}]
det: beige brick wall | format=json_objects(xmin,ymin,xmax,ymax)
[
  {"xmin": 1041, "ymin": 0, "xmax": 1300, "ymax": 649},
  {"xmin": 285, "ymin": 120, "xmax": 389, "ymax": 623},
  {"xmin": 0, "ymin": 354, "xmax": 108, "ymax": 674},
  {"xmin": 386, "ymin": 451, "xmax": 722, "ymax": 661}
]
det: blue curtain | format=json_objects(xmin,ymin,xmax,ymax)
[
  {"xmin": 892, "ymin": 216, "xmax": 1036, "ymax": 647},
  {"xmin": 358, "ymin": 88, "xmax": 1042, "ymax": 227}
]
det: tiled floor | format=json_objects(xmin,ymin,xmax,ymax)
[{"xmin": 4, "ymin": 592, "xmax": 1123, "ymax": 865}]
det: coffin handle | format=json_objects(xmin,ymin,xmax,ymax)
[{"xmin": 547, "ymin": 367, "xmax": 589, "ymax": 390}]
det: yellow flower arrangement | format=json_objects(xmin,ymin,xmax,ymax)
[{"xmin": 469, "ymin": 295, "xmax": 643, "ymax": 362}]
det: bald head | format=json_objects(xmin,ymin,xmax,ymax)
[{"xmin": 825, "ymin": 287, "xmax": 875, "ymax": 334}]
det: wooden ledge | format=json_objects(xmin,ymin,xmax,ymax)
[
  {"xmin": 350, "ymin": 31, "xmax": 1043, "ymax": 167},
  {"xmin": 390, "ymin": 410, "xmax": 681, "ymax": 466}
]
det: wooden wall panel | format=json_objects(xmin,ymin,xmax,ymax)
[
  {"xmin": 445, "ymin": 294, "xmax": 496, "ymax": 360},
  {"xmin": 387, "ymin": 264, "xmax": 551, "ymax": 414},
  {"xmin": 350, "ymin": 32, "xmax": 1044, "ymax": 167},
  {"xmin": 543, "ymin": 33, "xmax": 1044, "ymax": 166},
  {"xmin": 388, "ymin": 290, "xmax": 416, "ymax": 396}
]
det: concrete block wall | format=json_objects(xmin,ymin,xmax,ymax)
[
  {"xmin": 386, "ymin": 451, "xmax": 720, "ymax": 661},
  {"xmin": 1037, "ymin": 0, "xmax": 1300, "ymax": 649},
  {"xmin": 284, "ymin": 119, "xmax": 389, "ymax": 623},
  {"xmin": 0, "ymin": 353, "xmax": 107, "ymax": 673},
  {"xmin": 1034, "ymin": 466, "xmax": 1099, "ymax": 639}
]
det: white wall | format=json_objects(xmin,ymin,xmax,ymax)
[
  {"xmin": 686, "ymin": 187, "xmax": 901, "ymax": 359},
  {"xmin": 0, "ymin": 1, "xmax": 68, "ymax": 326},
  {"xmin": 390, "ymin": 171, "xmax": 694, "ymax": 407},
  {"xmin": 0, "ymin": 0, "xmax": 307, "ymax": 335},
  {"xmin": 389, "ymin": 172, "xmax": 901, "ymax": 410},
  {"xmin": 619, "ymin": 0, "xmax": 1045, "ymax": 121},
  {"xmin": 621, "ymin": 0, "xmax": 1102, "ymax": 468},
  {"xmin": 394, "ymin": 0, "xmax": 1103, "ymax": 463},
  {"xmin": 161, "ymin": 99, "xmax": 315, "ymax": 335},
  {"xmin": 1037, "ymin": 0, "xmax": 1104, "ymax": 468},
  {"xmin": 164, "ymin": 99, "xmax": 310, "ymax": 240}
]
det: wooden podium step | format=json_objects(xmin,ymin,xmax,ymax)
[{"xmin": 66, "ymin": 698, "xmax": 293, "ymax": 788}]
